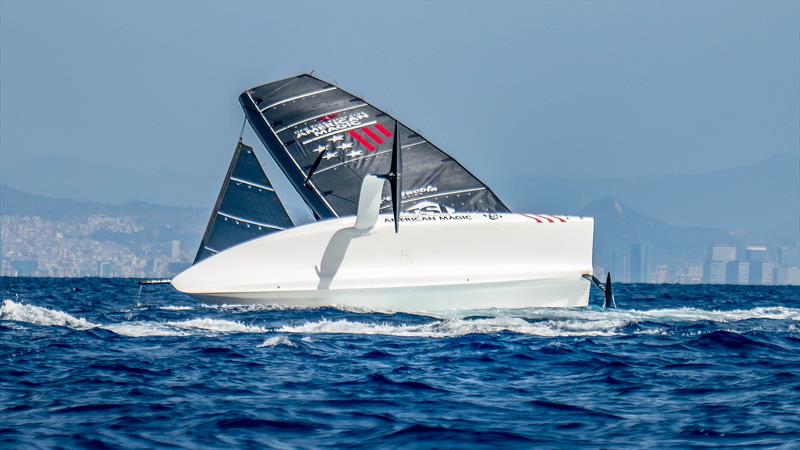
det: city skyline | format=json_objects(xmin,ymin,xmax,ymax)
[{"xmin": 2, "ymin": 184, "xmax": 797, "ymax": 285}]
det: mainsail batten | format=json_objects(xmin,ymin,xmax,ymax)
[
  {"xmin": 240, "ymin": 75, "xmax": 509, "ymax": 220},
  {"xmin": 194, "ymin": 142, "xmax": 294, "ymax": 264},
  {"xmin": 242, "ymin": 91, "xmax": 339, "ymax": 220}
]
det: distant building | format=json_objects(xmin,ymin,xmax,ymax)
[
  {"xmin": 98, "ymin": 261, "xmax": 113, "ymax": 278},
  {"xmin": 745, "ymin": 246, "xmax": 768, "ymax": 263},
  {"xmin": 749, "ymin": 262, "xmax": 776, "ymax": 286},
  {"xmin": 675, "ymin": 265, "xmax": 703, "ymax": 284},
  {"xmin": 708, "ymin": 245, "xmax": 737, "ymax": 263},
  {"xmin": 703, "ymin": 245, "xmax": 737, "ymax": 284},
  {"xmin": 630, "ymin": 243, "xmax": 653, "ymax": 283},
  {"xmin": 703, "ymin": 262, "xmax": 728, "ymax": 284},
  {"xmin": 779, "ymin": 246, "xmax": 799, "ymax": 266},
  {"xmin": 168, "ymin": 262, "xmax": 191, "ymax": 276},
  {"xmin": 781, "ymin": 267, "xmax": 800, "ymax": 286},
  {"xmin": 11, "ymin": 260, "xmax": 38, "ymax": 277},
  {"xmin": 170, "ymin": 240, "xmax": 181, "ymax": 260},
  {"xmin": 652, "ymin": 265, "xmax": 669, "ymax": 284},
  {"xmin": 611, "ymin": 251, "xmax": 631, "ymax": 283},
  {"xmin": 727, "ymin": 261, "xmax": 750, "ymax": 285},
  {"xmin": 593, "ymin": 265, "xmax": 609, "ymax": 282}
]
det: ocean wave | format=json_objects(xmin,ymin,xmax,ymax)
[
  {"xmin": 168, "ymin": 318, "xmax": 266, "ymax": 334},
  {"xmin": 277, "ymin": 316, "xmax": 625, "ymax": 338},
  {"xmin": 3, "ymin": 299, "xmax": 798, "ymax": 339},
  {"xmin": 0, "ymin": 298, "xmax": 97, "ymax": 330},
  {"xmin": 258, "ymin": 335, "xmax": 297, "ymax": 348},
  {"xmin": 198, "ymin": 302, "xmax": 800, "ymax": 323},
  {"xmin": 0, "ymin": 300, "xmax": 265, "ymax": 338},
  {"xmin": 435, "ymin": 306, "xmax": 800, "ymax": 323},
  {"xmin": 157, "ymin": 306, "xmax": 194, "ymax": 311}
]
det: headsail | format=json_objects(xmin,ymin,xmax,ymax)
[
  {"xmin": 194, "ymin": 141, "xmax": 294, "ymax": 263},
  {"xmin": 240, "ymin": 75, "xmax": 509, "ymax": 220}
]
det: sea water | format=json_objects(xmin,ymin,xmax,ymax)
[{"xmin": 1, "ymin": 278, "xmax": 799, "ymax": 448}]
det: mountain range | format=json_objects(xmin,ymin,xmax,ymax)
[
  {"xmin": 493, "ymin": 153, "xmax": 799, "ymax": 243},
  {"xmin": 3, "ymin": 152, "xmax": 797, "ymax": 243},
  {"xmin": 0, "ymin": 184, "xmax": 207, "ymax": 247}
]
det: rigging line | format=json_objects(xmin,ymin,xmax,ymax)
[
  {"xmin": 260, "ymin": 87, "xmax": 338, "ymax": 112},
  {"xmin": 238, "ymin": 116, "xmax": 247, "ymax": 143}
]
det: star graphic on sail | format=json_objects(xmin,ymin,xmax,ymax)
[
  {"xmin": 328, "ymin": 134, "xmax": 344, "ymax": 143},
  {"xmin": 322, "ymin": 151, "xmax": 338, "ymax": 160},
  {"xmin": 345, "ymin": 150, "xmax": 363, "ymax": 158},
  {"xmin": 313, "ymin": 144, "xmax": 327, "ymax": 154},
  {"xmin": 337, "ymin": 142, "xmax": 353, "ymax": 150}
]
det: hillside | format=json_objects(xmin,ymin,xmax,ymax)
[
  {"xmin": 494, "ymin": 153, "xmax": 799, "ymax": 242},
  {"xmin": 583, "ymin": 198, "xmax": 740, "ymax": 268}
]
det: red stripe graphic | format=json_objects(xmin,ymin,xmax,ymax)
[
  {"xmin": 348, "ymin": 130, "xmax": 375, "ymax": 152},
  {"xmin": 543, "ymin": 214, "xmax": 566, "ymax": 223},
  {"xmin": 523, "ymin": 214, "xmax": 543, "ymax": 223},
  {"xmin": 374, "ymin": 123, "xmax": 392, "ymax": 138},
  {"xmin": 539, "ymin": 215, "xmax": 555, "ymax": 223},
  {"xmin": 362, "ymin": 127, "xmax": 384, "ymax": 145}
]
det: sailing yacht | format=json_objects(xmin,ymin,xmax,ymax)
[{"xmin": 171, "ymin": 75, "xmax": 603, "ymax": 310}]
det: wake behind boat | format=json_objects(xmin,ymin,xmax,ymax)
[{"xmin": 171, "ymin": 74, "xmax": 603, "ymax": 311}]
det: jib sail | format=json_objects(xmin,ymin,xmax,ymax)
[
  {"xmin": 194, "ymin": 141, "xmax": 294, "ymax": 263},
  {"xmin": 239, "ymin": 74, "xmax": 509, "ymax": 220}
]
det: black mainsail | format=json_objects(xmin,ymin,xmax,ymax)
[
  {"xmin": 240, "ymin": 75, "xmax": 509, "ymax": 220},
  {"xmin": 194, "ymin": 141, "xmax": 294, "ymax": 263}
]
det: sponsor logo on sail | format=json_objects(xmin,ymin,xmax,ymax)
[
  {"xmin": 383, "ymin": 185, "xmax": 438, "ymax": 203},
  {"xmin": 294, "ymin": 112, "xmax": 370, "ymax": 139},
  {"xmin": 404, "ymin": 201, "xmax": 455, "ymax": 214}
]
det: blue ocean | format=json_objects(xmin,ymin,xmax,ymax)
[{"xmin": 1, "ymin": 278, "xmax": 798, "ymax": 448}]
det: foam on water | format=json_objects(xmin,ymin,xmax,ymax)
[
  {"xmin": 167, "ymin": 318, "xmax": 267, "ymax": 334},
  {"xmin": 0, "ymin": 298, "xmax": 96, "ymax": 330},
  {"xmin": 3, "ymin": 299, "xmax": 799, "ymax": 339},
  {"xmin": 277, "ymin": 316, "xmax": 625, "ymax": 337},
  {"xmin": 1, "ymin": 300, "xmax": 266, "ymax": 338},
  {"xmin": 276, "ymin": 306, "xmax": 800, "ymax": 338},
  {"xmin": 157, "ymin": 305, "xmax": 194, "ymax": 311},
  {"xmin": 258, "ymin": 335, "xmax": 297, "ymax": 348}
]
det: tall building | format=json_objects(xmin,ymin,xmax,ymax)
[
  {"xmin": 708, "ymin": 245, "xmax": 737, "ymax": 263},
  {"xmin": 611, "ymin": 251, "xmax": 631, "ymax": 283},
  {"xmin": 745, "ymin": 246, "xmax": 768, "ymax": 263},
  {"xmin": 745, "ymin": 246, "xmax": 774, "ymax": 285},
  {"xmin": 652, "ymin": 265, "xmax": 669, "ymax": 284},
  {"xmin": 782, "ymin": 267, "xmax": 800, "ymax": 286},
  {"xmin": 170, "ymin": 240, "xmax": 181, "ymax": 260},
  {"xmin": 630, "ymin": 243, "xmax": 653, "ymax": 283},
  {"xmin": 703, "ymin": 245, "xmax": 737, "ymax": 284},
  {"xmin": 776, "ymin": 246, "xmax": 800, "ymax": 286},
  {"xmin": 779, "ymin": 246, "xmax": 800, "ymax": 267},
  {"xmin": 704, "ymin": 261, "xmax": 728, "ymax": 284},
  {"xmin": 98, "ymin": 261, "xmax": 113, "ymax": 278},
  {"xmin": 749, "ymin": 262, "xmax": 776, "ymax": 285},
  {"xmin": 675, "ymin": 265, "xmax": 704, "ymax": 284},
  {"xmin": 727, "ymin": 261, "xmax": 750, "ymax": 285}
]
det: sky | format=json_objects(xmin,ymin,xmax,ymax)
[{"xmin": 1, "ymin": 1, "xmax": 798, "ymax": 208}]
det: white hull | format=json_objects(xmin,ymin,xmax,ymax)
[{"xmin": 172, "ymin": 213, "xmax": 594, "ymax": 311}]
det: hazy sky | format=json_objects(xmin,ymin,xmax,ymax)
[{"xmin": 1, "ymin": 1, "xmax": 798, "ymax": 207}]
